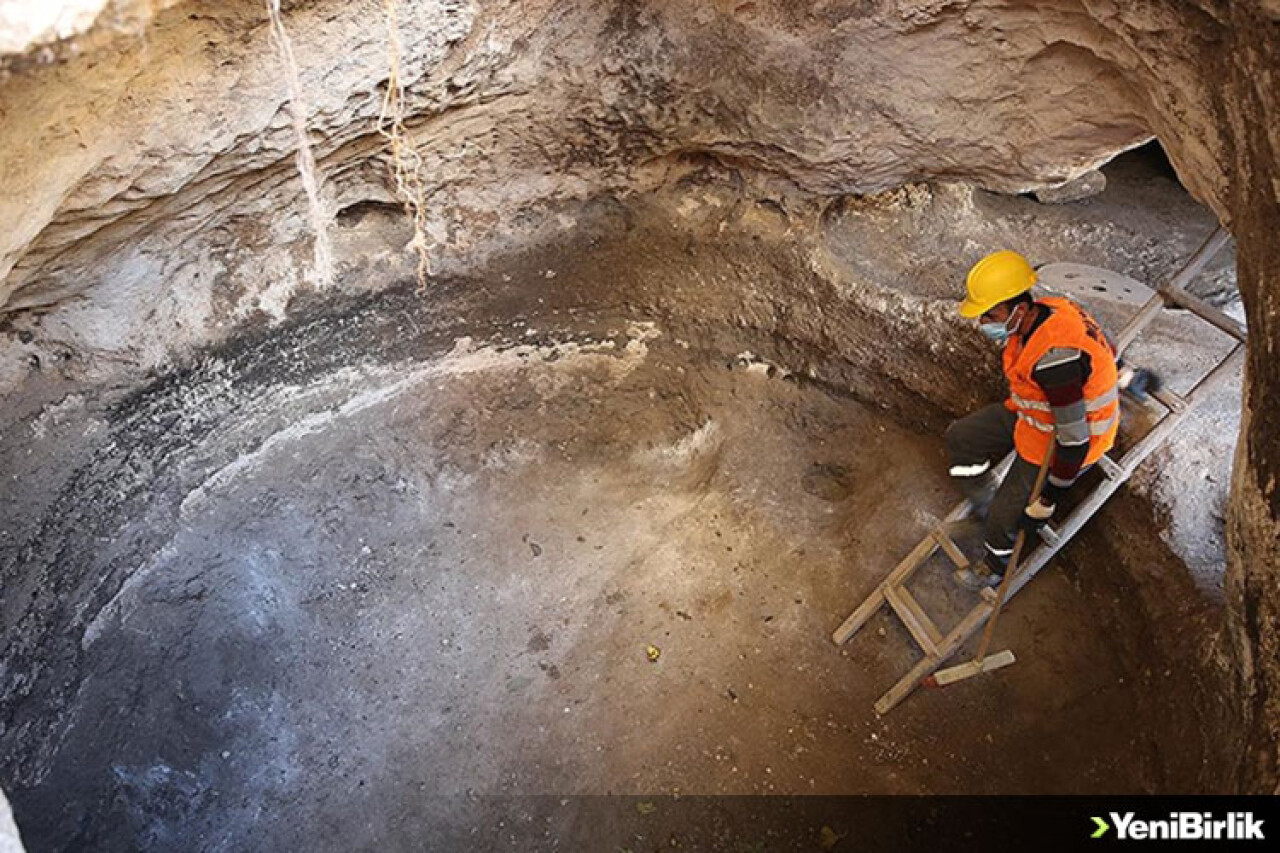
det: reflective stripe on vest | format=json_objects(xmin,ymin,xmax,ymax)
[
  {"xmin": 1010, "ymin": 385, "xmax": 1118, "ymax": 414},
  {"xmin": 1017, "ymin": 410, "xmax": 1118, "ymax": 435},
  {"xmin": 1003, "ymin": 297, "xmax": 1120, "ymax": 467}
]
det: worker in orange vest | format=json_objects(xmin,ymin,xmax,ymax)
[{"xmin": 948, "ymin": 250, "xmax": 1150, "ymax": 590}]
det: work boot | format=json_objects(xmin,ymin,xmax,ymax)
[{"xmin": 954, "ymin": 564, "xmax": 1002, "ymax": 591}]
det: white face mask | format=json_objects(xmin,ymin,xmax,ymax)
[
  {"xmin": 979, "ymin": 320, "xmax": 1012, "ymax": 344},
  {"xmin": 978, "ymin": 305, "xmax": 1023, "ymax": 345}
]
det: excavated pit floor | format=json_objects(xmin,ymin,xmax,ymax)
[{"xmin": 0, "ymin": 150, "xmax": 1239, "ymax": 850}]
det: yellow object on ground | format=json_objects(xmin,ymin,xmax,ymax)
[
  {"xmin": 928, "ymin": 649, "xmax": 1017, "ymax": 686},
  {"xmin": 645, "ymin": 644, "xmax": 661, "ymax": 662}
]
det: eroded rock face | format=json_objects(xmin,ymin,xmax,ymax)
[
  {"xmin": 2, "ymin": 0, "xmax": 1166, "ymax": 345},
  {"xmin": 0, "ymin": 0, "xmax": 184, "ymax": 58},
  {"xmin": 0, "ymin": 0, "xmax": 1277, "ymax": 788},
  {"xmin": 1034, "ymin": 170, "xmax": 1107, "ymax": 204}
]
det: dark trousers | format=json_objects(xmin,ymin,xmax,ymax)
[{"xmin": 944, "ymin": 403, "xmax": 1040, "ymax": 574}]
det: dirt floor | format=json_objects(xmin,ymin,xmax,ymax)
[{"xmin": 0, "ymin": 146, "xmax": 1242, "ymax": 851}]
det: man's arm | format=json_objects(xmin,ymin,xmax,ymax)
[{"xmin": 1032, "ymin": 346, "xmax": 1093, "ymax": 504}]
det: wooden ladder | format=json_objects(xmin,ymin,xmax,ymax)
[{"xmin": 832, "ymin": 227, "xmax": 1246, "ymax": 715}]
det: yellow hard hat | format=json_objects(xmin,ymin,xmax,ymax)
[{"xmin": 959, "ymin": 250, "xmax": 1037, "ymax": 318}]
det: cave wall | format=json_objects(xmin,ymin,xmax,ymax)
[
  {"xmin": 0, "ymin": 0, "xmax": 1277, "ymax": 788},
  {"xmin": 0, "ymin": 0, "xmax": 1161, "ymax": 380},
  {"xmin": 1203, "ymin": 2, "xmax": 1280, "ymax": 792}
]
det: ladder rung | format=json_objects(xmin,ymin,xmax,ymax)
[
  {"xmin": 1096, "ymin": 453, "xmax": 1125, "ymax": 481},
  {"xmin": 884, "ymin": 584, "xmax": 942, "ymax": 655},
  {"xmin": 831, "ymin": 524, "xmax": 945, "ymax": 645},
  {"xmin": 1161, "ymin": 283, "xmax": 1247, "ymax": 343},
  {"xmin": 1150, "ymin": 387, "xmax": 1188, "ymax": 414},
  {"xmin": 932, "ymin": 528, "xmax": 970, "ymax": 569},
  {"xmin": 847, "ymin": 232, "xmax": 1243, "ymax": 717}
]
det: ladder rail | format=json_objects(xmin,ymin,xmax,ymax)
[
  {"xmin": 836, "ymin": 225, "xmax": 1243, "ymax": 715},
  {"xmin": 1160, "ymin": 283, "xmax": 1246, "ymax": 343},
  {"xmin": 871, "ymin": 341, "xmax": 1245, "ymax": 715},
  {"xmin": 1008, "ymin": 342, "xmax": 1244, "ymax": 600},
  {"xmin": 874, "ymin": 600, "xmax": 994, "ymax": 716},
  {"xmin": 1114, "ymin": 225, "xmax": 1234, "ymax": 354},
  {"xmin": 831, "ymin": 494, "xmax": 977, "ymax": 644}
]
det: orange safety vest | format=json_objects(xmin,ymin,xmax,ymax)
[{"xmin": 1003, "ymin": 297, "xmax": 1119, "ymax": 466}]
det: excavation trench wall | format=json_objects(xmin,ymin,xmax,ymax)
[
  {"xmin": 0, "ymin": 173, "xmax": 1245, "ymax": 835},
  {"xmin": 0, "ymin": 0, "xmax": 1276, "ymax": 792},
  {"xmin": 0, "ymin": 175, "xmax": 1244, "ymax": 845}
]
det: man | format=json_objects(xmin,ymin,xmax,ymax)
[{"xmin": 947, "ymin": 250, "xmax": 1123, "ymax": 590}]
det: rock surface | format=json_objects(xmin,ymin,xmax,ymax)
[
  {"xmin": 0, "ymin": 0, "xmax": 1277, "ymax": 790},
  {"xmin": 2, "ymin": 0, "xmax": 1169, "ymax": 338},
  {"xmin": 1034, "ymin": 169, "xmax": 1107, "ymax": 204}
]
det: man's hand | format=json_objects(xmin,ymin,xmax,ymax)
[{"xmin": 1020, "ymin": 496, "xmax": 1055, "ymax": 532}]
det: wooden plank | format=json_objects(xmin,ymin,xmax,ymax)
[
  {"xmin": 1160, "ymin": 284, "xmax": 1247, "ymax": 343},
  {"xmin": 831, "ymin": 586, "xmax": 885, "ymax": 645},
  {"xmin": 884, "ymin": 585, "xmax": 939, "ymax": 655},
  {"xmin": 932, "ymin": 649, "xmax": 1017, "ymax": 686},
  {"xmin": 932, "ymin": 528, "xmax": 970, "ymax": 569},
  {"xmin": 874, "ymin": 599, "xmax": 994, "ymax": 715},
  {"xmin": 1006, "ymin": 343, "xmax": 1244, "ymax": 602},
  {"xmin": 832, "ymin": 501, "xmax": 966, "ymax": 645},
  {"xmin": 1165, "ymin": 226, "xmax": 1233, "ymax": 293},
  {"xmin": 834, "ymin": 451, "xmax": 1011, "ymax": 646},
  {"xmin": 885, "ymin": 530, "xmax": 942, "ymax": 587},
  {"xmin": 1113, "ymin": 226, "xmax": 1232, "ymax": 355},
  {"xmin": 893, "ymin": 585, "xmax": 944, "ymax": 650},
  {"xmin": 1113, "ymin": 292, "xmax": 1166, "ymax": 356},
  {"xmin": 1150, "ymin": 387, "xmax": 1188, "ymax": 414},
  {"xmin": 831, "ymin": 536, "xmax": 936, "ymax": 645}
]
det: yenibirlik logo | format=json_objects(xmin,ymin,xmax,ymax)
[{"xmin": 1091, "ymin": 812, "xmax": 1266, "ymax": 841}]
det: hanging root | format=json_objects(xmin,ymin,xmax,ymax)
[
  {"xmin": 378, "ymin": 0, "xmax": 433, "ymax": 290},
  {"xmin": 266, "ymin": 0, "xmax": 335, "ymax": 287}
]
